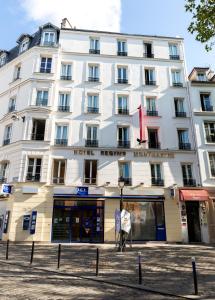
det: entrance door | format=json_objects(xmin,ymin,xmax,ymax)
[{"xmin": 186, "ymin": 201, "xmax": 201, "ymax": 242}]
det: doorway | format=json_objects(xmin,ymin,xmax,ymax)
[{"xmin": 186, "ymin": 201, "xmax": 201, "ymax": 242}]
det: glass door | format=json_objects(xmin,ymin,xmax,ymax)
[{"xmin": 52, "ymin": 207, "xmax": 71, "ymax": 242}]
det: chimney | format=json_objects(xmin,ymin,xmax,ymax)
[{"xmin": 61, "ymin": 18, "xmax": 73, "ymax": 29}]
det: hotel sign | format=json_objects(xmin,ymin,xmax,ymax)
[{"xmin": 73, "ymin": 149, "xmax": 174, "ymax": 158}]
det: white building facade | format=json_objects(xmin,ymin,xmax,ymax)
[{"xmin": 0, "ymin": 21, "xmax": 212, "ymax": 243}]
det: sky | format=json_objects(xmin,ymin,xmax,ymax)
[{"xmin": 0, "ymin": 0, "xmax": 214, "ymax": 73}]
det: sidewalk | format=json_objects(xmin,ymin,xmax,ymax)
[{"xmin": 0, "ymin": 242, "xmax": 214, "ymax": 299}]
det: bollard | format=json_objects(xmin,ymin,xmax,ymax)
[
  {"xmin": 192, "ymin": 257, "xmax": 198, "ymax": 295},
  {"xmin": 57, "ymin": 244, "xmax": 61, "ymax": 269},
  {"xmin": 96, "ymin": 248, "xmax": 99, "ymax": 276},
  {"xmin": 30, "ymin": 241, "xmax": 35, "ymax": 265},
  {"xmin": 6, "ymin": 240, "xmax": 9, "ymax": 260},
  {"xmin": 138, "ymin": 251, "xmax": 142, "ymax": 285}
]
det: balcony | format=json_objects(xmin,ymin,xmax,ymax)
[
  {"xmin": 85, "ymin": 139, "xmax": 98, "ymax": 147},
  {"xmin": 145, "ymin": 80, "xmax": 156, "ymax": 86},
  {"xmin": 42, "ymin": 41, "xmax": 56, "ymax": 47},
  {"xmin": 179, "ymin": 142, "xmax": 191, "ymax": 150},
  {"xmin": 26, "ymin": 174, "xmax": 40, "ymax": 182},
  {"xmin": 55, "ymin": 139, "xmax": 68, "ymax": 146},
  {"xmin": 169, "ymin": 55, "xmax": 180, "ymax": 60},
  {"xmin": 148, "ymin": 140, "xmax": 160, "ymax": 149},
  {"xmin": 40, "ymin": 68, "xmax": 51, "ymax": 74},
  {"xmin": 8, "ymin": 106, "xmax": 16, "ymax": 113},
  {"xmin": 175, "ymin": 111, "xmax": 187, "ymax": 118},
  {"xmin": 118, "ymin": 78, "xmax": 128, "ymax": 84},
  {"xmin": 117, "ymin": 51, "xmax": 127, "ymax": 56},
  {"xmin": 87, "ymin": 107, "xmax": 99, "ymax": 114},
  {"xmin": 172, "ymin": 82, "xmax": 183, "ymax": 87},
  {"xmin": 202, "ymin": 105, "xmax": 213, "ymax": 112},
  {"xmin": 89, "ymin": 49, "xmax": 100, "ymax": 54},
  {"xmin": 206, "ymin": 135, "xmax": 215, "ymax": 143},
  {"xmin": 52, "ymin": 177, "xmax": 65, "ymax": 184},
  {"xmin": 88, "ymin": 77, "xmax": 99, "ymax": 82},
  {"xmin": 31, "ymin": 133, "xmax": 44, "ymax": 141},
  {"xmin": 84, "ymin": 177, "xmax": 97, "ymax": 185},
  {"xmin": 58, "ymin": 106, "xmax": 70, "ymax": 112},
  {"xmin": 118, "ymin": 140, "xmax": 130, "ymax": 148},
  {"xmin": 3, "ymin": 139, "xmax": 10, "ymax": 146},
  {"xmin": 143, "ymin": 52, "xmax": 154, "ymax": 58},
  {"xmin": 147, "ymin": 110, "xmax": 158, "ymax": 116},
  {"xmin": 151, "ymin": 178, "xmax": 164, "ymax": 186},
  {"xmin": 183, "ymin": 178, "xmax": 196, "ymax": 187},
  {"xmin": 118, "ymin": 177, "xmax": 132, "ymax": 186},
  {"xmin": 60, "ymin": 75, "xmax": 72, "ymax": 80},
  {"xmin": 118, "ymin": 108, "xmax": 129, "ymax": 115}
]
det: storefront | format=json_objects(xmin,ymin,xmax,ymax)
[{"xmin": 179, "ymin": 189, "xmax": 209, "ymax": 243}]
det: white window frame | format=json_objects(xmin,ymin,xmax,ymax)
[{"xmin": 42, "ymin": 31, "xmax": 56, "ymax": 45}]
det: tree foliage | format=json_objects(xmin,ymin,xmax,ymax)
[{"xmin": 185, "ymin": 0, "xmax": 215, "ymax": 50}]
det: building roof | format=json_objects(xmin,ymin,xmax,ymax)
[
  {"xmin": 188, "ymin": 67, "xmax": 210, "ymax": 79},
  {"xmin": 61, "ymin": 27, "xmax": 184, "ymax": 41}
]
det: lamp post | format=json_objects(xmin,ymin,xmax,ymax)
[{"xmin": 118, "ymin": 176, "xmax": 125, "ymax": 252}]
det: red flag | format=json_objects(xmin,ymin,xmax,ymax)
[{"xmin": 137, "ymin": 105, "xmax": 146, "ymax": 144}]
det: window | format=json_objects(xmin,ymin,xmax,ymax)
[
  {"xmin": 145, "ymin": 69, "xmax": 156, "ymax": 85},
  {"xmin": 118, "ymin": 127, "xmax": 130, "ymax": 148},
  {"xmin": 117, "ymin": 67, "xmax": 128, "ymax": 84},
  {"xmin": 84, "ymin": 160, "xmax": 97, "ymax": 184},
  {"xmin": 87, "ymin": 94, "xmax": 99, "ymax": 113},
  {"xmin": 3, "ymin": 125, "xmax": 12, "ymax": 146},
  {"xmin": 31, "ymin": 120, "xmax": 46, "ymax": 141},
  {"xmin": 119, "ymin": 162, "xmax": 131, "ymax": 185},
  {"xmin": 178, "ymin": 129, "xmax": 190, "ymax": 150},
  {"xmin": 26, "ymin": 158, "xmax": 41, "ymax": 182},
  {"xmin": 8, "ymin": 97, "xmax": 16, "ymax": 113},
  {"xmin": 53, "ymin": 160, "xmax": 66, "ymax": 184},
  {"xmin": 117, "ymin": 40, "xmax": 127, "ymax": 56},
  {"xmin": 174, "ymin": 98, "xmax": 186, "ymax": 117},
  {"xmin": 197, "ymin": 73, "xmax": 207, "ymax": 81},
  {"xmin": 40, "ymin": 57, "xmax": 52, "ymax": 73},
  {"xmin": 171, "ymin": 70, "xmax": 182, "ymax": 87},
  {"xmin": 14, "ymin": 65, "xmax": 21, "ymax": 80},
  {"xmin": 209, "ymin": 153, "xmax": 215, "ymax": 177},
  {"xmin": 55, "ymin": 125, "xmax": 68, "ymax": 145},
  {"xmin": 144, "ymin": 43, "xmax": 153, "ymax": 58},
  {"xmin": 0, "ymin": 54, "xmax": 7, "ymax": 67},
  {"xmin": 148, "ymin": 128, "xmax": 160, "ymax": 149},
  {"xmin": 146, "ymin": 98, "xmax": 157, "ymax": 116},
  {"xmin": 61, "ymin": 64, "xmax": 72, "ymax": 80},
  {"xmin": 204, "ymin": 122, "xmax": 215, "ymax": 143},
  {"xmin": 89, "ymin": 38, "xmax": 100, "ymax": 54},
  {"xmin": 58, "ymin": 93, "xmax": 70, "ymax": 112},
  {"xmin": 42, "ymin": 32, "xmax": 56, "ymax": 46},
  {"xmin": 169, "ymin": 44, "xmax": 180, "ymax": 60},
  {"xmin": 88, "ymin": 65, "xmax": 99, "ymax": 82},
  {"xmin": 200, "ymin": 93, "xmax": 213, "ymax": 111},
  {"xmin": 36, "ymin": 90, "xmax": 48, "ymax": 106},
  {"xmin": 86, "ymin": 126, "xmax": 98, "ymax": 147},
  {"xmin": 181, "ymin": 164, "xmax": 196, "ymax": 186},
  {"xmin": 151, "ymin": 164, "xmax": 164, "ymax": 186},
  {"xmin": 118, "ymin": 96, "xmax": 129, "ymax": 115},
  {"xmin": 19, "ymin": 39, "xmax": 29, "ymax": 53},
  {"xmin": 0, "ymin": 162, "xmax": 9, "ymax": 183}
]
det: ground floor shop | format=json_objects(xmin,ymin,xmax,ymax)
[{"xmin": 1, "ymin": 183, "xmax": 214, "ymax": 244}]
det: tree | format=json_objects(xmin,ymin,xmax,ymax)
[{"xmin": 185, "ymin": 0, "xmax": 215, "ymax": 50}]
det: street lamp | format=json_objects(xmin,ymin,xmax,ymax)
[{"xmin": 118, "ymin": 176, "xmax": 125, "ymax": 251}]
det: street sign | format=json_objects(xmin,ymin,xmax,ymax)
[
  {"xmin": 3, "ymin": 211, "xmax": 10, "ymax": 233},
  {"xmin": 23, "ymin": 215, "xmax": 31, "ymax": 230},
  {"xmin": 1, "ymin": 184, "xmax": 12, "ymax": 194},
  {"xmin": 76, "ymin": 186, "xmax": 88, "ymax": 196},
  {"xmin": 30, "ymin": 211, "xmax": 37, "ymax": 235},
  {"xmin": 121, "ymin": 209, "xmax": 131, "ymax": 233}
]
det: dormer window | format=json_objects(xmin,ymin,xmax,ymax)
[
  {"xmin": 20, "ymin": 38, "xmax": 29, "ymax": 53},
  {"xmin": 42, "ymin": 31, "xmax": 56, "ymax": 46},
  {"xmin": 0, "ymin": 53, "xmax": 7, "ymax": 67},
  {"xmin": 197, "ymin": 73, "xmax": 207, "ymax": 81}
]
